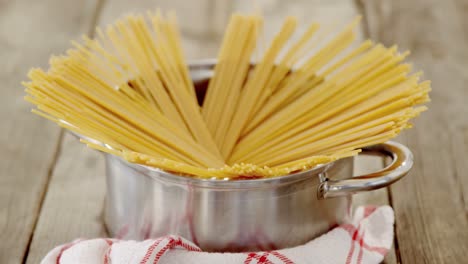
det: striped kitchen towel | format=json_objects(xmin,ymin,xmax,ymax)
[{"xmin": 41, "ymin": 206, "xmax": 394, "ymax": 264}]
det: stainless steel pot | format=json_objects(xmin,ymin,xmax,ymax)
[{"xmin": 100, "ymin": 61, "xmax": 413, "ymax": 252}]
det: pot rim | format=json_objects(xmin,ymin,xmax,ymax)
[{"xmin": 106, "ymin": 152, "xmax": 334, "ymax": 189}]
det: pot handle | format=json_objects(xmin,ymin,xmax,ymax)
[{"xmin": 318, "ymin": 141, "xmax": 413, "ymax": 199}]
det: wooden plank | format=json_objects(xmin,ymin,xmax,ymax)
[
  {"xmin": 450, "ymin": 128, "xmax": 468, "ymax": 213},
  {"xmin": 25, "ymin": 134, "xmax": 107, "ymax": 264},
  {"xmin": 361, "ymin": 0, "xmax": 468, "ymax": 262},
  {"xmin": 0, "ymin": 0, "xmax": 101, "ymax": 263}
]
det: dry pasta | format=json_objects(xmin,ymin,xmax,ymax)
[{"xmin": 24, "ymin": 11, "xmax": 430, "ymax": 179}]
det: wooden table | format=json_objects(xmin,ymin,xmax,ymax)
[{"xmin": 1, "ymin": 0, "xmax": 467, "ymax": 263}]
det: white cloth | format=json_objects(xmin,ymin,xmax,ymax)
[{"xmin": 41, "ymin": 206, "xmax": 394, "ymax": 264}]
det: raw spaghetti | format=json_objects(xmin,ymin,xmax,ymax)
[{"xmin": 24, "ymin": 11, "xmax": 430, "ymax": 179}]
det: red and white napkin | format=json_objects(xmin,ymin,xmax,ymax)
[{"xmin": 41, "ymin": 206, "xmax": 394, "ymax": 264}]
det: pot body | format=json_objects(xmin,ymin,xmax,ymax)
[
  {"xmin": 104, "ymin": 155, "xmax": 353, "ymax": 252},
  {"xmin": 100, "ymin": 61, "xmax": 413, "ymax": 252}
]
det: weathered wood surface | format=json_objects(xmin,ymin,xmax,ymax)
[
  {"xmin": 25, "ymin": 133, "xmax": 108, "ymax": 264},
  {"xmin": 0, "ymin": 0, "xmax": 100, "ymax": 263},
  {"xmin": 3, "ymin": 0, "xmax": 467, "ymax": 263},
  {"xmin": 361, "ymin": 0, "xmax": 468, "ymax": 263}
]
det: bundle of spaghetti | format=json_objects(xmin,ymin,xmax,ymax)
[
  {"xmin": 97, "ymin": 11, "xmax": 220, "ymax": 156},
  {"xmin": 25, "ymin": 65, "xmax": 223, "ymax": 168},
  {"xmin": 201, "ymin": 14, "xmax": 262, "ymax": 152},
  {"xmin": 25, "ymin": 12, "xmax": 224, "ymax": 168},
  {"xmin": 220, "ymin": 17, "xmax": 430, "ymax": 165},
  {"xmin": 24, "ymin": 11, "xmax": 430, "ymax": 179}
]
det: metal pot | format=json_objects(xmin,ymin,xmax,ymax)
[{"xmin": 101, "ymin": 61, "xmax": 413, "ymax": 252}]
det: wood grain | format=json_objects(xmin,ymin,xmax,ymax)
[
  {"xmin": 362, "ymin": 0, "xmax": 468, "ymax": 262},
  {"xmin": 0, "ymin": 0, "xmax": 100, "ymax": 263},
  {"xmin": 25, "ymin": 133, "xmax": 108, "ymax": 264}
]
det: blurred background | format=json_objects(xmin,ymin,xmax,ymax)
[{"xmin": 1, "ymin": 0, "xmax": 467, "ymax": 263}]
